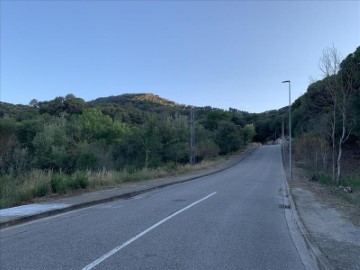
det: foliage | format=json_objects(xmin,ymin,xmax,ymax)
[
  {"xmin": 216, "ymin": 121, "xmax": 243, "ymax": 154},
  {"xmin": 310, "ymin": 173, "xmax": 333, "ymax": 185},
  {"xmin": 50, "ymin": 171, "xmax": 88, "ymax": 193},
  {"xmin": 0, "ymin": 92, "xmax": 257, "ymax": 207},
  {"xmin": 341, "ymin": 175, "xmax": 360, "ymax": 191},
  {"xmin": 1, "ymin": 47, "xmax": 358, "ymax": 207},
  {"xmin": 243, "ymin": 124, "xmax": 256, "ymax": 144},
  {"xmin": 292, "ymin": 46, "xmax": 360, "ymax": 187},
  {"xmin": 0, "ymin": 156, "xmax": 228, "ymax": 209},
  {"xmin": 294, "ymin": 133, "xmax": 330, "ymax": 172}
]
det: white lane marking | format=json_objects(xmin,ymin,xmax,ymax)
[{"xmin": 81, "ymin": 192, "xmax": 217, "ymax": 270}]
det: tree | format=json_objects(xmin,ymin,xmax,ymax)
[
  {"xmin": 141, "ymin": 119, "xmax": 161, "ymax": 168},
  {"xmin": 75, "ymin": 108, "xmax": 129, "ymax": 144},
  {"xmin": 319, "ymin": 45, "xmax": 342, "ymax": 184},
  {"xmin": 65, "ymin": 93, "xmax": 76, "ymax": 100},
  {"xmin": 319, "ymin": 45, "xmax": 358, "ymax": 184},
  {"xmin": 29, "ymin": 99, "xmax": 39, "ymax": 107},
  {"xmin": 334, "ymin": 48, "xmax": 359, "ymax": 183},
  {"xmin": 0, "ymin": 118, "xmax": 18, "ymax": 174},
  {"xmin": 203, "ymin": 109, "xmax": 231, "ymax": 131},
  {"xmin": 243, "ymin": 124, "xmax": 256, "ymax": 144},
  {"xmin": 32, "ymin": 116, "xmax": 69, "ymax": 170},
  {"xmin": 215, "ymin": 121, "xmax": 243, "ymax": 154}
]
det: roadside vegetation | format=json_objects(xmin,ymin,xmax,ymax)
[
  {"xmin": 0, "ymin": 157, "xmax": 232, "ymax": 209},
  {"xmin": 292, "ymin": 46, "xmax": 360, "ymax": 206},
  {"xmin": 250, "ymin": 46, "xmax": 359, "ymax": 206},
  {"xmin": 0, "ymin": 93, "xmax": 256, "ymax": 208},
  {"xmin": 1, "ymin": 46, "xmax": 359, "ymax": 209}
]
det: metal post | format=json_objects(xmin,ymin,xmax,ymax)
[
  {"xmin": 190, "ymin": 107, "xmax": 195, "ymax": 165},
  {"xmin": 282, "ymin": 80, "xmax": 292, "ymax": 181}
]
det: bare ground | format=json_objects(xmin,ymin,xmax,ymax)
[{"xmin": 288, "ymin": 165, "xmax": 360, "ymax": 270}]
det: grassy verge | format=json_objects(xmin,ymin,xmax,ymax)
[
  {"xmin": 337, "ymin": 174, "xmax": 360, "ymax": 206},
  {"xmin": 0, "ymin": 157, "xmax": 228, "ymax": 209},
  {"xmin": 307, "ymin": 171, "xmax": 360, "ymax": 207}
]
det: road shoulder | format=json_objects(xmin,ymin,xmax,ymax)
[{"xmin": 288, "ymin": 167, "xmax": 360, "ymax": 270}]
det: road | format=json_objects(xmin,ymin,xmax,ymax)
[{"xmin": 0, "ymin": 146, "xmax": 314, "ymax": 270}]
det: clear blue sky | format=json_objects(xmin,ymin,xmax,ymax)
[{"xmin": 1, "ymin": 1, "xmax": 359, "ymax": 113}]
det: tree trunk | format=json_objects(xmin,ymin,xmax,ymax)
[
  {"xmin": 336, "ymin": 112, "xmax": 347, "ymax": 185},
  {"xmin": 336, "ymin": 143, "xmax": 342, "ymax": 186}
]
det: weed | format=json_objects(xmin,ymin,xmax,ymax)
[
  {"xmin": 51, "ymin": 173, "xmax": 68, "ymax": 194},
  {"xmin": 310, "ymin": 173, "xmax": 333, "ymax": 185},
  {"xmin": 33, "ymin": 181, "xmax": 49, "ymax": 197},
  {"xmin": 164, "ymin": 162, "xmax": 178, "ymax": 173},
  {"xmin": 71, "ymin": 171, "xmax": 88, "ymax": 189},
  {"xmin": 0, "ymin": 155, "xmax": 229, "ymax": 209},
  {"xmin": 340, "ymin": 175, "xmax": 360, "ymax": 191}
]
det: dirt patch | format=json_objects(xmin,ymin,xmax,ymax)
[
  {"xmin": 290, "ymin": 166, "xmax": 360, "ymax": 227},
  {"xmin": 286, "ymin": 164, "xmax": 360, "ymax": 270}
]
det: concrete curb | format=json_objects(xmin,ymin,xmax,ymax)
[
  {"xmin": 0, "ymin": 146, "xmax": 259, "ymax": 229},
  {"xmin": 283, "ymin": 177, "xmax": 334, "ymax": 270}
]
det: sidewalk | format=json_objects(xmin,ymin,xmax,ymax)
[{"xmin": 0, "ymin": 146, "xmax": 259, "ymax": 229}]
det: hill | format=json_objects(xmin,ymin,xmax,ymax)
[{"xmin": 90, "ymin": 93, "xmax": 177, "ymax": 107}]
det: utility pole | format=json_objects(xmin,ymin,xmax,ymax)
[{"xmin": 190, "ymin": 107, "xmax": 196, "ymax": 165}]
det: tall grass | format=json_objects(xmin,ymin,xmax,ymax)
[
  {"xmin": 0, "ymin": 170, "xmax": 51, "ymax": 209},
  {"xmin": 0, "ymin": 158, "xmax": 227, "ymax": 209}
]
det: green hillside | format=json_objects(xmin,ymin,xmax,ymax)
[{"xmin": 1, "ymin": 46, "xmax": 359, "ymax": 208}]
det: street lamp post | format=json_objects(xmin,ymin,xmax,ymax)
[{"xmin": 282, "ymin": 80, "xmax": 292, "ymax": 181}]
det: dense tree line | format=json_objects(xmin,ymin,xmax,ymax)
[
  {"xmin": 0, "ymin": 94, "xmax": 256, "ymax": 176},
  {"xmin": 254, "ymin": 46, "xmax": 360, "ymax": 184},
  {"xmin": 293, "ymin": 46, "xmax": 360, "ymax": 184},
  {"xmin": 2, "ymin": 46, "xmax": 357, "ymax": 189}
]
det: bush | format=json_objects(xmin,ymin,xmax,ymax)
[
  {"xmin": 341, "ymin": 175, "xmax": 360, "ymax": 191},
  {"xmin": 294, "ymin": 133, "xmax": 330, "ymax": 173},
  {"xmin": 33, "ymin": 181, "xmax": 49, "ymax": 197},
  {"xmin": 50, "ymin": 171, "xmax": 88, "ymax": 193},
  {"xmin": 72, "ymin": 171, "xmax": 88, "ymax": 189},
  {"xmin": 51, "ymin": 173, "xmax": 69, "ymax": 193},
  {"xmin": 164, "ymin": 162, "xmax": 178, "ymax": 173},
  {"xmin": 310, "ymin": 173, "xmax": 332, "ymax": 185}
]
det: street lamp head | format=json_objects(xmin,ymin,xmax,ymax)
[{"xmin": 282, "ymin": 80, "xmax": 290, "ymax": 83}]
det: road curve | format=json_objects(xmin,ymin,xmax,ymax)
[{"xmin": 0, "ymin": 145, "xmax": 315, "ymax": 270}]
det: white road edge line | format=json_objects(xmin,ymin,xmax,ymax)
[{"xmin": 81, "ymin": 192, "xmax": 217, "ymax": 270}]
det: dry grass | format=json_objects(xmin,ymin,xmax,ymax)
[{"xmin": 0, "ymin": 157, "xmax": 228, "ymax": 209}]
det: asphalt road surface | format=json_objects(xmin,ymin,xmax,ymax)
[{"xmin": 0, "ymin": 146, "xmax": 314, "ymax": 270}]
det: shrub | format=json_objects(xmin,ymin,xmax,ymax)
[
  {"xmin": 71, "ymin": 171, "xmax": 88, "ymax": 189},
  {"xmin": 164, "ymin": 162, "xmax": 178, "ymax": 173},
  {"xmin": 341, "ymin": 175, "xmax": 360, "ymax": 191},
  {"xmin": 50, "ymin": 171, "xmax": 88, "ymax": 193},
  {"xmin": 51, "ymin": 173, "xmax": 69, "ymax": 193},
  {"xmin": 33, "ymin": 181, "xmax": 49, "ymax": 197},
  {"xmin": 310, "ymin": 173, "xmax": 332, "ymax": 185}
]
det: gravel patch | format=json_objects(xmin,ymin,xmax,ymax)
[{"xmin": 289, "ymin": 167, "xmax": 360, "ymax": 270}]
